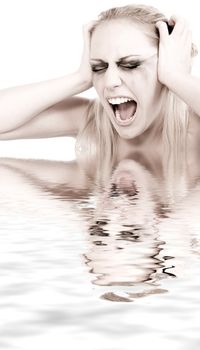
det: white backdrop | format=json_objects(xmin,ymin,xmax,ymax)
[{"xmin": 0, "ymin": 0, "xmax": 199, "ymax": 160}]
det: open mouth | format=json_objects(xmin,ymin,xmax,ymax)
[
  {"xmin": 110, "ymin": 170, "xmax": 139, "ymax": 197},
  {"xmin": 108, "ymin": 97, "xmax": 137, "ymax": 126}
]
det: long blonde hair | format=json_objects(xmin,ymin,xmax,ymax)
[{"xmin": 76, "ymin": 4, "xmax": 197, "ymax": 195}]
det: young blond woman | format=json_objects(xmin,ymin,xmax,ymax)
[{"xmin": 0, "ymin": 4, "xmax": 199, "ymax": 169}]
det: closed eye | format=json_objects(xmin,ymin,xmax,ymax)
[
  {"xmin": 119, "ymin": 63, "xmax": 141, "ymax": 69},
  {"xmin": 118, "ymin": 60, "xmax": 142, "ymax": 70},
  {"xmin": 91, "ymin": 65, "xmax": 108, "ymax": 73},
  {"xmin": 91, "ymin": 61, "xmax": 142, "ymax": 74}
]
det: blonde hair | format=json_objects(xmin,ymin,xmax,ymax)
[
  {"xmin": 76, "ymin": 4, "xmax": 197, "ymax": 196},
  {"xmin": 76, "ymin": 99, "xmax": 119, "ymax": 184}
]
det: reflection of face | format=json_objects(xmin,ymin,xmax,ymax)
[
  {"xmin": 87, "ymin": 159, "xmax": 160, "ymax": 288},
  {"xmin": 95, "ymin": 159, "xmax": 157, "ymax": 227},
  {"xmin": 90, "ymin": 19, "xmax": 164, "ymax": 140}
]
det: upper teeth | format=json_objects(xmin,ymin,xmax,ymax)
[{"xmin": 108, "ymin": 97, "xmax": 133, "ymax": 105}]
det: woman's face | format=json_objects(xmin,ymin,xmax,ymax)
[{"xmin": 90, "ymin": 19, "xmax": 164, "ymax": 140}]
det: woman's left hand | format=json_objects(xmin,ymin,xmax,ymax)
[{"xmin": 156, "ymin": 16, "xmax": 192, "ymax": 88}]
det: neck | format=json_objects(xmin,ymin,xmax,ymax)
[{"xmin": 117, "ymin": 116, "xmax": 163, "ymax": 154}]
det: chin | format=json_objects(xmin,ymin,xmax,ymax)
[{"xmin": 115, "ymin": 126, "xmax": 142, "ymax": 140}]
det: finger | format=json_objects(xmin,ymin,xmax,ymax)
[
  {"xmin": 83, "ymin": 20, "xmax": 98, "ymax": 35},
  {"xmin": 82, "ymin": 22, "xmax": 95, "ymax": 47},
  {"xmin": 155, "ymin": 21, "xmax": 169, "ymax": 41},
  {"xmin": 192, "ymin": 43, "xmax": 198, "ymax": 57},
  {"xmin": 169, "ymin": 15, "xmax": 189, "ymax": 35},
  {"xmin": 170, "ymin": 15, "xmax": 189, "ymax": 26},
  {"xmin": 168, "ymin": 17, "xmax": 175, "ymax": 26}
]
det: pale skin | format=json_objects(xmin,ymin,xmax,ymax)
[
  {"xmin": 1, "ymin": 14, "xmax": 200, "ymax": 303},
  {"xmin": 0, "ymin": 16, "xmax": 200, "ymax": 155},
  {"xmin": 156, "ymin": 17, "xmax": 200, "ymax": 119}
]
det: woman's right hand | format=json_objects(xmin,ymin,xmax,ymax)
[{"xmin": 77, "ymin": 21, "xmax": 97, "ymax": 90}]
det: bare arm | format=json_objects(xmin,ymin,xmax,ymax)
[
  {"xmin": 0, "ymin": 96, "xmax": 92, "ymax": 140},
  {"xmin": 0, "ymin": 72, "xmax": 91, "ymax": 134},
  {"xmin": 0, "ymin": 157, "xmax": 91, "ymax": 194},
  {"xmin": 0, "ymin": 22, "xmax": 95, "ymax": 138}
]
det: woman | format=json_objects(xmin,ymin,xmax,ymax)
[{"xmin": 0, "ymin": 4, "xmax": 199, "ymax": 165}]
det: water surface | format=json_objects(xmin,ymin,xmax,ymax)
[{"xmin": 0, "ymin": 155, "xmax": 200, "ymax": 350}]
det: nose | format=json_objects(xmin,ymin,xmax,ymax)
[{"xmin": 104, "ymin": 66, "xmax": 122, "ymax": 89}]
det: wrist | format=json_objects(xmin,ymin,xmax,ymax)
[
  {"xmin": 160, "ymin": 72, "xmax": 190, "ymax": 92},
  {"xmin": 74, "ymin": 70, "xmax": 92, "ymax": 91}
]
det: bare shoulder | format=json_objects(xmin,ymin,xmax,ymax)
[{"xmin": 0, "ymin": 96, "xmax": 95, "ymax": 140}]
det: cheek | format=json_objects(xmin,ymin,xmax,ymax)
[{"xmin": 124, "ymin": 70, "xmax": 149, "ymax": 93}]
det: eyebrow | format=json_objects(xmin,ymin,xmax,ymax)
[{"xmin": 90, "ymin": 55, "xmax": 142, "ymax": 63}]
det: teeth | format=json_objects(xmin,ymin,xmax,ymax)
[
  {"xmin": 108, "ymin": 97, "xmax": 133, "ymax": 105},
  {"xmin": 115, "ymin": 109, "xmax": 121, "ymax": 119}
]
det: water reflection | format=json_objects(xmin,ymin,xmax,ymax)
[
  {"xmin": 84, "ymin": 157, "xmax": 170, "ymax": 301},
  {"xmin": 1, "ymin": 152, "xmax": 200, "ymax": 349},
  {"xmin": 1, "ymin": 151, "xmax": 200, "ymax": 307}
]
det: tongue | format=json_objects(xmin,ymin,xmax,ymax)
[{"xmin": 116, "ymin": 101, "xmax": 137, "ymax": 120}]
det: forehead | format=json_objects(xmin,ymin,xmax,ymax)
[{"xmin": 90, "ymin": 19, "xmax": 155, "ymax": 59}]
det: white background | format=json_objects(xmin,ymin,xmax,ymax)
[{"xmin": 0, "ymin": 0, "xmax": 200, "ymax": 160}]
